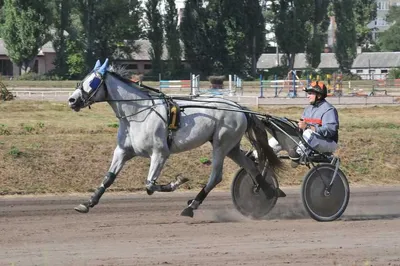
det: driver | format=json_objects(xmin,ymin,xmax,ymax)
[{"xmin": 269, "ymin": 81, "xmax": 340, "ymax": 167}]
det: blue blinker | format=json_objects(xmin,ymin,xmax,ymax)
[{"xmin": 89, "ymin": 76, "xmax": 102, "ymax": 93}]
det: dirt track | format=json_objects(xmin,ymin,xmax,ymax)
[{"xmin": 1, "ymin": 186, "xmax": 400, "ymax": 266}]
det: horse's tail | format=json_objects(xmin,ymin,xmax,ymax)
[{"xmin": 245, "ymin": 112, "xmax": 283, "ymax": 171}]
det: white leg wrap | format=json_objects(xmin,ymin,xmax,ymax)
[
  {"xmin": 188, "ymin": 200, "xmax": 201, "ymax": 209},
  {"xmin": 169, "ymin": 181, "xmax": 178, "ymax": 191},
  {"xmin": 268, "ymin": 137, "xmax": 282, "ymax": 154},
  {"xmin": 171, "ymin": 176, "xmax": 189, "ymax": 190}
]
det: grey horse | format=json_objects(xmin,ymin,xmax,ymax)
[{"xmin": 68, "ymin": 59, "xmax": 283, "ymax": 217}]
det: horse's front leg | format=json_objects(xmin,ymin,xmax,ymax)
[
  {"xmin": 145, "ymin": 151, "xmax": 188, "ymax": 195},
  {"xmin": 74, "ymin": 145, "xmax": 134, "ymax": 213}
]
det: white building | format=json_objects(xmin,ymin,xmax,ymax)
[
  {"xmin": 257, "ymin": 51, "xmax": 400, "ymax": 80},
  {"xmin": 350, "ymin": 52, "xmax": 400, "ymax": 79},
  {"xmin": 369, "ymin": 0, "xmax": 400, "ymax": 40}
]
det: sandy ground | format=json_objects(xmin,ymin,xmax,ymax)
[{"xmin": 1, "ymin": 186, "xmax": 400, "ymax": 266}]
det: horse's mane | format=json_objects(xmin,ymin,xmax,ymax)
[{"xmin": 107, "ymin": 65, "xmax": 165, "ymax": 96}]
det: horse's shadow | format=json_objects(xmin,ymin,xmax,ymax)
[
  {"xmin": 198, "ymin": 206, "xmax": 400, "ymax": 223},
  {"xmin": 341, "ymin": 214, "xmax": 400, "ymax": 221},
  {"xmin": 215, "ymin": 213, "xmax": 400, "ymax": 223}
]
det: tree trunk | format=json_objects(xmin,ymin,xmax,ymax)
[
  {"xmin": 21, "ymin": 58, "xmax": 36, "ymax": 74},
  {"xmin": 288, "ymin": 53, "xmax": 296, "ymax": 70},
  {"xmin": 252, "ymin": 36, "xmax": 257, "ymax": 76}
]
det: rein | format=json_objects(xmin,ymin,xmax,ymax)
[
  {"xmin": 83, "ymin": 72, "xmax": 267, "ymax": 123},
  {"xmin": 178, "ymin": 104, "xmax": 268, "ymax": 118},
  {"xmin": 103, "ymin": 96, "xmax": 262, "ymax": 121},
  {"xmin": 105, "ymin": 93, "xmax": 168, "ymax": 123},
  {"xmin": 114, "ymin": 103, "xmax": 162, "ymax": 120}
]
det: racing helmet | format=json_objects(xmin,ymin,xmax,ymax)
[{"xmin": 304, "ymin": 81, "xmax": 328, "ymax": 99}]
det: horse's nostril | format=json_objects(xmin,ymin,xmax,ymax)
[{"xmin": 69, "ymin": 97, "xmax": 76, "ymax": 103}]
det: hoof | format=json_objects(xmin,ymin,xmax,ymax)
[
  {"xmin": 146, "ymin": 188, "xmax": 154, "ymax": 195},
  {"xmin": 74, "ymin": 204, "xmax": 89, "ymax": 213},
  {"xmin": 261, "ymin": 186, "xmax": 275, "ymax": 199},
  {"xmin": 277, "ymin": 188, "xmax": 286, "ymax": 198},
  {"xmin": 177, "ymin": 176, "xmax": 189, "ymax": 184},
  {"xmin": 266, "ymin": 191, "xmax": 274, "ymax": 199},
  {"xmin": 181, "ymin": 207, "xmax": 194, "ymax": 218}
]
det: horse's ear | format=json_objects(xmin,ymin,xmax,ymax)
[
  {"xmin": 93, "ymin": 60, "xmax": 101, "ymax": 70},
  {"xmin": 98, "ymin": 58, "xmax": 109, "ymax": 76}
]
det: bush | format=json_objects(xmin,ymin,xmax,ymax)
[
  {"xmin": 0, "ymin": 82, "xmax": 14, "ymax": 101},
  {"xmin": 261, "ymin": 66, "xmax": 289, "ymax": 80},
  {"xmin": 208, "ymin": 75, "xmax": 225, "ymax": 85},
  {"xmin": 15, "ymin": 72, "xmax": 64, "ymax": 81},
  {"xmin": 388, "ymin": 68, "xmax": 400, "ymax": 79},
  {"xmin": 341, "ymin": 73, "xmax": 362, "ymax": 81}
]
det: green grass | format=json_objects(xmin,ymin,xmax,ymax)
[{"xmin": 0, "ymin": 100, "xmax": 399, "ymax": 195}]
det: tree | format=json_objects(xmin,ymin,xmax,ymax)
[
  {"xmin": 333, "ymin": 0, "xmax": 357, "ymax": 73},
  {"xmin": 353, "ymin": 0, "xmax": 377, "ymax": 49},
  {"xmin": 164, "ymin": 0, "xmax": 182, "ymax": 77},
  {"xmin": 65, "ymin": 37, "xmax": 86, "ymax": 79},
  {"xmin": 0, "ymin": 0, "xmax": 4, "ymax": 37},
  {"xmin": 272, "ymin": 0, "xmax": 313, "ymax": 70},
  {"xmin": 144, "ymin": 0, "xmax": 164, "ymax": 75},
  {"xmin": 75, "ymin": 0, "xmax": 142, "ymax": 70},
  {"xmin": 379, "ymin": 6, "xmax": 400, "ymax": 51},
  {"xmin": 244, "ymin": 0, "xmax": 267, "ymax": 76},
  {"xmin": 305, "ymin": 0, "xmax": 330, "ymax": 68},
  {"xmin": 1, "ymin": 0, "xmax": 52, "ymax": 73},
  {"xmin": 0, "ymin": 0, "xmax": 3, "ymax": 15},
  {"xmin": 219, "ymin": 0, "xmax": 244, "ymax": 75},
  {"xmin": 180, "ymin": 0, "xmax": 265, "ymax": 76},
  {"xmin": 51, "ymin": 0, "xmax": 72, "ymax": 77},
  {"xmin": 180, "ymin": 0, "xmax": 214, "ymax": 75},
  {"xmin": 262, "ymin": 5, "xmax": 276, "ymax": 52},
  {"xmin": 213, "ymin": 0, "xmax": 266, "ymax": 76}
]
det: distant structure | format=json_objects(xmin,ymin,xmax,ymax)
[
  {"xmin": 368, "ymin": 0, "xmax": 400, "ymax": 41},
  {"xmin": 326, "ymin": 16, "xmax": 336, "ymax": 52}
]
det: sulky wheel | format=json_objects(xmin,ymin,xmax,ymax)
[
  {"xmin": 231, "ymin": 167, "xmax": 279, "ymax": 219},
  {"xmin": 301, "ymin": 163, "xmax": 350, "ymax": 222}
]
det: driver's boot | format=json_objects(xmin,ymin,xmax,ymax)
[{"xmin": 289, "ymin": 148, "xmax": 301, "ymax": 168}]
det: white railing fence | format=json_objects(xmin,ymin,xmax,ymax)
[{"xmin": 10, "ymin": 90, "xmax": 400, "ymax": 107}]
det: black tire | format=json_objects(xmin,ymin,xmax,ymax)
[
  {"xmin": 301, "ymin": 163, "xmax": 350, "ymax": 222},
  {"xmin": 231, "ymin": 167, "xmax": 279, "ymax": 219}
]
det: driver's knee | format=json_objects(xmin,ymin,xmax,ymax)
[{"xmin": 302, "ymin": 129, "xmax": 314, "ymax": 142}]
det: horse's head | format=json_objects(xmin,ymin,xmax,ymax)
[{"xmin": 68, "ymin": 59, "xmax": 109, "ymax": 112}]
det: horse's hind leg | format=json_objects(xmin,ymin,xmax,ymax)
[
  {"xmin": 228, "ymin": 144, "xmax": 261, "ymax": 178},
  {"xmin": 181, "ymin": 144, "xmax": 226, "ymax": 218},
  {"xmin": 74, "ymin": 145, "xmax": 134, "ymax": 213},
  {"xmin": 227, "ymin": 144, "xmax": 285, "ymax": 198}
]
